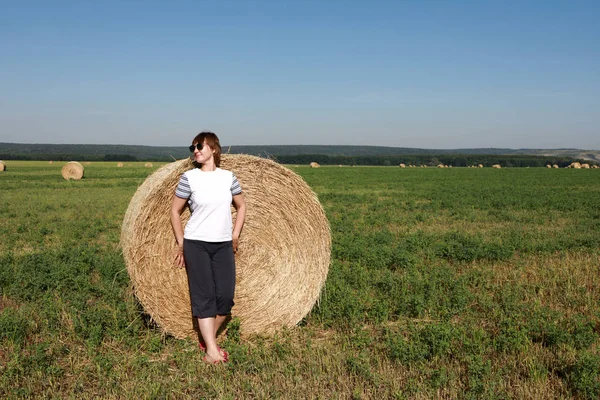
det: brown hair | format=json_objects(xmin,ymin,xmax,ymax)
[{"xmin": 192, "ymin": 131, "xmax": 221, "ymax": 167}]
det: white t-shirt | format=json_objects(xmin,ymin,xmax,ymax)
[{"xmin": 175, "ymin": 168, "xmax": 242, "ymax": 242}]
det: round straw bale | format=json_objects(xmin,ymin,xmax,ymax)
[
  {"xmin": 546, "ymin": 164, "xmax": 552, "ymax": 168},
  {"xmin": 61, "ymin": 161, "xmax": 84, "ymax": 180},
  {"xmin": 569, "ymin": 162, "xmax": 581, "ymax": 169},
  {"xmin": 49, "ymin": 160, "xmax": 53, "ymax": 165},
  {"xmin": 0, "ymin": 161, "xmax": 5, "ymax": 171},
  {"xmin": 581, "ymin": 163, "xmax": 590, "ymax": 169},
  {"xmin": 117, "ymin": 162, "xmax": 124, "ymax": 168},
  {"xmin": 309, "ymin": 162, "xmax": 320, "ymax": 168},
  {"xmin": 121, "ymin": 155, "xmax": 331, "ymax": 339},
  {"xmin": 593, "ymin": 165, "xmax": 599, "ymax": 169},
  {"xmin": 145, "ymin": 162, "xmax": 153, "ymax": 168},
  {"xmin": 492, "ymin": 164, "xmax": 501, "ymax": 169},
  {"xmin": 437, "ymin": 164, "xmax": 444, "ymax": 168},
  {"xmin": 399, "ymin": 163, "xmax": 406, "ymax": 168}
]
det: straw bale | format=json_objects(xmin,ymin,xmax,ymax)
[
  {"xmin": 0, "ymin": 161, "xmax": 5, "ymax": 172},
  {"xmin": 593, "ymin": 165, "xmax": 599, "ymax": 169},
  {"xmin": 309, "ymin": 162, "xmax": 320, "ymax": 168},
  {"xmin": 145, "ymin": 162, "xmax": 153, "ymax": 168},
  {"xmin": 49, "ymin": 161, "xmax": 53, "ymax": 164},
  {"xmin": 553, "ymin": 164, "xmax": 559, "ymax": 169},
  {"xmin": 581, "ymin": 163, "xmax": 590, "ymax": 169},
  {"xmin": 121, "ymin": 155, "xmax": 331, "ymax": 339},
  {"xmin": 569, "ymin": 162, "xmax": 581, "ymax": 169},
  {"xmin": 399, "ymin": 163, "xmax": 406, "ymax": 168},
  {"xmin": 546, "ymin": 165, "xmax": 552, "ymax": 168},
  {"xmin": 117, "ymin": 162, "xmax": 124, "ymax": 168},
  {"xmin": 61, "ymin": 161, "xmax": 84, "ymax": 180},
  {"xmin": 492, "ymin": 164, "xmax": 501, "ymax": 169},
  {"xmin": 437, "ymin": 164, "xmax": 444, "ymax": 168}
]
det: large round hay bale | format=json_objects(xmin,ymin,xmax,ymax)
[
  {"xmin": 49, "ymin": 160, "xmax": 53, "ymax": 165},
  {"xmin": 546, "ymin": 164, "xmax": 552, "ymax": 168},
  {"xmin": 399, "ymin": 163, "xmax": 406, "ymax": 168},
  {"xmin": 121, "ymin": 155, "xmax": 331, "ymax": 339},
  {"xmin": 145, "ymin": 162, "xmax": 153, "ymax": 168},
  {"xmin": 117, "ymin": 162, "xmax": 124, "ymax": 168},
  {"xmin": 492, "ymin": 164, "xmax": 501, "ymax": 169},
  {"xmin": 581, "ymin": 163, "xmax": 590, "ymax": 169},
  {"xmin": 0, "ymin": 161, "xmax": 5, "ymax": 172},
  {"xmin": 553, "ymin": 164, "xmax": 559, "ymax": 169},
  {"xmin": 309, "ymin": 162, "xmax": 320, "ymax": 168},
  {"xmin": 569, "ymin": 162, "xmax": 581, "ymax": 169},
  {"xmin": 61, "ymin": 161, "xmax": 84, "ymax": 180},
  {"xmin": 593, "ymin": 165, "xmax": 599, "ymax": 169}
]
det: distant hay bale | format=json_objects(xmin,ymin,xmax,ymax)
[
  {"xmin": 145, "ymin": 162, "xmax": 153, "ymax": 168},
  {"xmin": 49, "ymin": 161, "xmax": 53, "ymax": 165},
  {"xmin": 61, "ymin": 161, "xmax": 84, "ymax": 180},
  {"xmin": 121, "ymin": 155, "xmax": 331, "ymax": 339},
  {"xmin": 581, "ymin": 163, "xmax": 590, "ymax": 169},
  {"xmin": 593, "ymin": 165, "xmax": 599, "ymax": 169},
  {"xmin": 492, "ymin": 164, "xmax": 501, "ymax": 169},
  {"xmin": 0, "ymin": 161, "xmax": 5, "ymax": 172},
  {"xmin": 478, "ymin": 164, "xmax": 483, "ymax": 168},
  {"xmin": 553, "ymin": 164, "xmax": 559, "ymax": 169},
  {"xmin": 309, "ymin": 162, "xmax": 320, "ymax": 168},
  {"xmin": 437, "ymin": 164, "xmax": 444, "ymax": 168},
  {"xmin": 546, "ymin": 165, "xmax": 552, "ymax": 168},
  {"xmin": 569, "ymin": 162, "xmax": 581, "ymax": 169},
  {"xmin": 399, "ymin": 163, "xmax": 406, "ymax": 168},
  {"xmin": 117, "ymin": 162, "xmax": 124, "ymax": 168}
]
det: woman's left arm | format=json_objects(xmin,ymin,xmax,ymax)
[{"xmin": 231, "ymin": 194, "xmax": 246, "ymax": 252}]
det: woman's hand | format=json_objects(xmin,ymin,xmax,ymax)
[
  {"xmin": 174, "ymin": 246, "xmax": 185, "ymax": 268},
  {"xmin": 232, "ymin": 234, "xmax": 239, "ymax": 253}
]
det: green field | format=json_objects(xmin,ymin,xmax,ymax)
[{"xmin": 1, "ymin": 161, "xmax": 600, "ymax": 399}]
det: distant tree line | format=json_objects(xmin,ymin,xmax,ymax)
[
  {"xmin": 1, "ymin": 152, "xmax": 597, "ymax": 168},
  {"xmin": 0, "ymin": 153, "xmax": 139, "ymax": 162},
  {"xmin": 272, "ymin": 154, "xmax": 594, "ymax": 168}
]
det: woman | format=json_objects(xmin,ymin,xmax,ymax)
[{"xmin": 170, "ymin": 131, "xmax": 246, "ymax": 364}]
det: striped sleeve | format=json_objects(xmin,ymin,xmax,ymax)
[
  {"xmin": 231, "ymin": 173, "xmax": 242, "ymax": 196},
  {"xmin": 175, "ymin": 174, "xmax": 191, "ymax": 199}
]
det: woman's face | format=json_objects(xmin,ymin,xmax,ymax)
[{"xmin": 192, "ymin": 141, "xmax": 214, "ymax": 164}]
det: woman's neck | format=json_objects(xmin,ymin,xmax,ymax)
[{"xmin": 200, "ymin": 161, "xmax": 217, "ymax": 172}]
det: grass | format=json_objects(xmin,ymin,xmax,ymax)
[{"xmin": 1, "ymin": 161, "xmax": 599, "ymax": 398}]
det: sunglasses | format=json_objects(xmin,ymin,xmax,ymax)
[{"xmin": 188, "ymin": 143, "xmax": 204, "ymax": 152}]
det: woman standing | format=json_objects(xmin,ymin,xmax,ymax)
[{"xmin": 170, "ymin": 131, "xmax": 246, "ymax": 364}]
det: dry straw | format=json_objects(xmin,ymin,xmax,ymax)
[
  {"xmin": 121, "ymin": 154, "xmax": 331, "ymax": 339},
  {"xmin": 309, "ymin": 162, "xmax": 320, "ymax": 168},
  {"xmin": 145, "ymin": 162, "xmax": 153, "ymax": 168},
  {"xmin": 117, "ymin": 162, "xmax": 124, "ymax": 168},
  {"xmin": 61, "ymin": 161, "xmax": 84, "ymax": 180},
  {"xmin": 0, "ymin": 161, "xmax": 5, "ymax": 172}
]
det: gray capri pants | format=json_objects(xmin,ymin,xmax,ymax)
[{"xmin": 183, "ymin": 239, "xmax": 236, "ymax": 318}]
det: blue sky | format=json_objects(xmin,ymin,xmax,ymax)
[{"xmin": 1, "ymin": 0, "xmax": 598, "ymax": 149}]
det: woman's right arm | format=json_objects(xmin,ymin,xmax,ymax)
[{"xmin": 170, "ymin": 195, "xmax": 188, "ymax": 268}]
